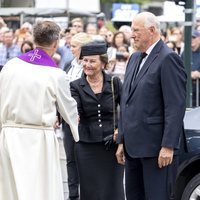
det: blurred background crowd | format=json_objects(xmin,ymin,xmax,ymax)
[{"xmin": 0, "ymin": 0, "xmax": 200, "ymax": 107}]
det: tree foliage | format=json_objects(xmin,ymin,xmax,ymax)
[{"xmin": 100, "ymin": 0, "xmax": 149, "ymax": 4}]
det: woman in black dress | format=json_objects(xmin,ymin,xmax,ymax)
[{"xmin": 70, "ymin": 41, "xmax": 125, "ymax": 200}]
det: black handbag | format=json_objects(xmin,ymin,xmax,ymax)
[
  {"xmin": 103, "ymin": 134, "xmax": 114, "ymax": 150},
  {"xmin": 103, "ymin": 76, "xmax": 116, "ymax": 150}
]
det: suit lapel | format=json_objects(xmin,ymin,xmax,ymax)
[
  {"xmin": 131, "ymin": 53, "xmax": 157, "ymax": 92},
  {"xmin": 80, "ymin": 72, "xmax": 111, "ymax": 101},
  {"xmin": 123, "ymin": 54, "xmax": 139, "ymax": 99},
  {"xmin": 101, "ymin": 73, "xmax": 111, "ymax": 95},
  {"xmin": 126, "ymin": 39, "xmax": 163, "ymax": 103},
  {"xmin": 80, "ymin": 76, "xmax": 97, "ymax": 100}
]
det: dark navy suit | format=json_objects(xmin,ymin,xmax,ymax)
[{"xmin": 118, "ymin": 39, "xmax": 187, "ymax": 200}]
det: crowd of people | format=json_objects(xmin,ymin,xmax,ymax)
[{"xmin": 0, "ymin": 10, "xmax": 198, "ymax": 200}]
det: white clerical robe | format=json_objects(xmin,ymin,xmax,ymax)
[{"xmin": 0, "ymin": 57, "xmax": 79, "ymax": 200}]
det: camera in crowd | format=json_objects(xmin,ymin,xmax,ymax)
[{"xmin": 116, "ymin": 52, "xmax": 127, "ymax": 61}]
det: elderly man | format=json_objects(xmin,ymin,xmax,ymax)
[{"xmin": 116, "ymin": 12, "xmax": 186, "ymax": 200}]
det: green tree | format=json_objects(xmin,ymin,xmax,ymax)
[{"xmin": 100, "ymin": 0, "xmax": 149, "ymax": 4}]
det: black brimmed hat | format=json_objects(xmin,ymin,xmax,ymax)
[{"xmin": 80, "ymin": 41, "xmax": 107, "ymax": 59}]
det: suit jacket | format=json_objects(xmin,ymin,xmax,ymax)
[
  {"xmin": 118, "ymin": 39, "xmax": 187, "ymax": 158},
  {"xmin": 70, "ymin": 72, "xmax": 122, "ymax": 143}
]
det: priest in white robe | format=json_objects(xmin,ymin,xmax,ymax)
[{"xmin": 0, "ymin": 20, "xmax": 79, "ymax": 200}]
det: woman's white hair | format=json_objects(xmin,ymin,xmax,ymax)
[{"xmin": 71, "ymin": 32, "xmax": 92, "ymax": 45}]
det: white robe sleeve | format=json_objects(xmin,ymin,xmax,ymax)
[{"xmin": 56, "ymin": 72, "xmax": 79, "ymax": 142}]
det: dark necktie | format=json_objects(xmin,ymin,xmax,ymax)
[
  {"xmin": 134, "ymin": 52, "xmax": 147, "ymax": 80},
  {"xmin": 129, "ymin": 52, "xmax": 147, "ymax": 92}
]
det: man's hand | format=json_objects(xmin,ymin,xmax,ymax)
[
  {"xmin": 158, "ymin": 147, "xmax": 174, "ymax": 168},
  {"xmin": 116, "ymin": 144, "xmax": 125, "ymax": 165},
  {"xmin": 53, "ymin": 116, "xmax": 60, "ymax": 129},
  {"xmin": 191, "ymin": 71, "xmax": 200, "ymax": 80}
]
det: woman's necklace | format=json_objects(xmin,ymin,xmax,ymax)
[{"xmin": 86, "ymin": 75, "xmax": 103, "ymax": 94}]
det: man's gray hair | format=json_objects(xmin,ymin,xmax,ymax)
[{"xmin": 143, "ymin": 12, "xmax": 160, "ymax": 32}]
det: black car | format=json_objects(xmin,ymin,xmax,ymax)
[{"xmin": 175, "ymin": 107, "xmax": 200, "ymax": 200}]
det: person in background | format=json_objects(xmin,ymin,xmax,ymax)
[
  {"xmin": 96, "ymin": 12, "xmax": 106, "ymax": 29},
  {"xmin": 86, "ymin": 23, "xmax": 98, "ymax": 36},
  {"xmin": 0, "ymin": 29, "xmax": 21, "ymax": 66},
  {"xmin": 62, "ymin": 32, "xmax": 92, "ymax": 200},
  {"xmin": 0, "ymin": 17, "xmax": 6, "ymax": 29},
  {"xmin": 105, "ymin": 30, "xmax": 114, "ymax": 47},
  {"xmin": 119, "ymin": 25, "xmax": 132, "ymax": 45},
  {"xmin": 107, "ymin": 31, "xmax": 128, "ymax": 62},
  {"xmin": 166, "ymin": 40, "xmax": 178, "ymax": 53},
  {"xmin": 0, "ymin": 20, "xmax": 79, "ymax": 200},
  {"xmin": 107, "ymin": 44, "xmax": 129, "ymax": 82},
  {"xmin": 0, "ymin": 18, "xmax": 8, "ymax": 46},
  {"xmin": 98, "ymin": 26, "xmax": 109, "ymax": 40},
  {"xmin": 170, "ymin": 27, "xmax": 184, "ymax": 56},
  {"xmin": 14, "ymin": 22, "xmax": 33, "ymax": 47},
  {"xmin": 71, "ymin": 18, "xmax": 84, "ymax": 33},
  {"xmin": 63, "ymin": 32, "xmax": 92, "ymax": 73},
  {"xmin": 20, "ymin": 40, "xmax": 34, "ymax": 53},
  {"xmin": 0, "ymin": 26, "xmax": 9, "ymax": 46},
  {"xmin": 116, "ymin": 12, "xmax": 186, "ymax": 200},
  {"xmin": 191, "ymin": 30, "xmax": 200, "ymax": 107},
  {"xmin": 57, "ymin": 28, "xmax": 75, "ymax": 69},
  {"xmin": 70, "ymin": 41, "xmax": 125, "ymax": 200},
  {"xmin": 182, "ymin": 30, "xmax": 200, "ymax": 107}
]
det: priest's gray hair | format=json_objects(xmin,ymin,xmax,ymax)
[{"xmin": 33, "ymin": 20, "xmax": 61, "ymax": 46}]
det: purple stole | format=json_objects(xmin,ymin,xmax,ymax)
[{"xmin": 18, "ymin": 48, "xmax": 58, "ymax": 68}]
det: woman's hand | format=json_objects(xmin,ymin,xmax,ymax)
[{"xmin": 113, "ymin": 128, "xmax": 118, "ymax": 142}]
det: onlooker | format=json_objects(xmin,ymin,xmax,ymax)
[
  {"xmin": 20, "ymin": 40, "xmax": 34, "ymax": 53},
  {"xmin": 183, "ymin": 30, "xmax": 200, "ymax": 107},
  {"xmin": 0, "ymin": 26, "xmax": 9, "ymax": 46},
  {"xmin": 105, "ymin": 30, "xmax": 114, "ymax": 47},
  {"xmin": 0, "ymin": 17, "xmax": 6, "ymax": 29},
  {"xmin": 170, "ymin": 27, "xmax": 184, "ymax": 55},
  {"xmin": 0, "ymin": 29, "xmax": 21, "ymax": 66},
  {"xmin": 98, "ymin": 26, "xmax": 109, "ymax": 40},
  {"xmin": 107, "ymin": 44, "xmax": 129, "ymax": 82},
  {"xmin": 96, "ymin": 12, "xmax": 106, "ymax": 29},
  {"xmin": 71, "ymin": 18, "xmax": 84, "ymax": 33},
  {"xmin": 57, "ymin": 28, "xmax": 75, "ymax": 69},
  {"xmin": 70, "ymin": 41, "xmax": 125, "ymax": 200},
  {"xmin": 14, "ymin": 22, "xmax": 33, "ymax": 47},
  {"xmin": 166, "ymin": 40, "xmax": 178, "ymax": 53},
  {"xmin": 86, "ymin": 23, "xmax": 98, "ymax": 36},
  {"xmin": 0, "ymin": 20, "xmax": 79, "ymax": 200},
  {"xmin": 119, "ymin": 25, "xmax": 132, "ymax": 45},
  {"xmin": 116, "ymin": 12, "xmax": 186, "ymax": 200},
  {"xmin": 107, "ymin": 31, "xmax": 128, "ymax": 62}
]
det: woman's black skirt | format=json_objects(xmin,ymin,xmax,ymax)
[{"xmin": 75, "ymin": 141, "xmax": 125, "ymax": 200}]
